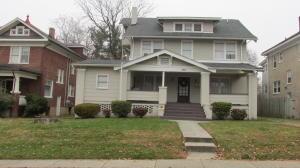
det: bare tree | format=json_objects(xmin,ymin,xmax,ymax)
[
  {"xmin": 76, "ymin": 0, "xmax": 154, "ymax": 59},
  {"xmin": 247, "ymin": 49, "xmax": 259, "ymax": 65},
  {"xmin": 53, "ymin": 16, "xmax": 93, "ymax": 57}
]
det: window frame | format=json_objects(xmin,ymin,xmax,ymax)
[
  {"xmin": 173, "ymin": 22, "xmax": 204, "ymax": 33},
  {"xmin": 287, "ymin": 70, "xmax": 292, "ymax": 84},
  {"xmin": 56, "ymin": 69, "xmax": 65, "ymax": 84},
  {"xmin": 68, "ymin": 85, "xmax": 75, "ymax": 97},
  {"xmin": 181, "ymin": 40, "xmax": 193, "ymax": 58},
  {"xmin": 44, "ymin": 80, "xmax": 54, "ymax": 98},
  {"xmin": 96, "ymin": 74, "xmax": 109, "ymax": 89},
  {"xmin": 213, "ymin": 41, "xmax": 237, "ymax": 61},
  {"xmin": 273, "ymin": 80, "xmax": 280, "ymax": 94},
  {"xmin": 9, "ymin": 46, "xmax": 30, "ymax": 64},
  {"xmin": 10, "ymin": 26, "xmax": 30, "ymax": 36},
  {"xmin": 140, "ymin": 39, "xmax": 164, "ymax": 56}
]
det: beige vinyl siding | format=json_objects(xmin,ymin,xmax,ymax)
[
  {"xmin": 193, "ymin": 40, "xmax": 214, "ymax": 60},
  {"xmin": 83, "ymin": 67, "xmax": 120, "ymax": 103}
]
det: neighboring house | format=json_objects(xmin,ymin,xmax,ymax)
[
  {"xmin": 260, "ymin": 18, "xmax": 300, "ymax": 118},
  {"xmin": 74, "ymin": 9, "xmax": 260, "ymax": 120},
  {"xmin": 0, "ymin": 16, "xmax": 86, "ymax": 117}
]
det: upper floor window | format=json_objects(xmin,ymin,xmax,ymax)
[
  {"xmin": 279, "ymin": 53, "xmax": 283, "ymax": 63},
  {"xmin": 10, "ymin": 26, "xmax": 30, "ymax": 36},
  {"xmin": 96, "ymin": 74, "xmax": 109, "ymax": 89},
  {"xmin": 273, "ymin": 80, "xmax": 280, "ymax": 94},
  {"xmin": 273, "ymin": 55, "xmax": 277, "ymax": 68},
  {"xmin": 214, "ymin": 41, "xmax": 236, "ymax": 60},
  {"xmin": 57, "ymin": 69, "xmax": 65, "ymax": 84},
  {"xmin": 174, "ymin": 23, "xmax": 203, "ymax": 32},
  {"xmin": 9, "ymin": 46, "xmax": 30, "ymax": 64},
  {"xmin": 141, "ymin": 39, "xmax": 164, "ymax": 56},
  {"xmin": 181, "ymin": 40, "xmax": 193, "ymax": 58},
  {"xmin": 287, "ymin": 70, "xmax": 292, "ymax": 84}
]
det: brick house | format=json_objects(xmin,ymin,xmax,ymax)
[{"xmin": 0, "ymin": 16, "xmax": 86, "ymax": 117}]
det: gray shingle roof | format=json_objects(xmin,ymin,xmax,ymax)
[
  {"xmin": 120, "ymin": 18, "xmax": 257, "ymax": 40},
  {"xmin": 202, "ymin": 62, "xmax": 261, "ymax": 70},
  {"xmin": 0, "ymin": 64, "xmax": 41, "ymax": 74},
  {"xmin": 74, "ymin": 59, "xmax": 122, "ymax": 66}
]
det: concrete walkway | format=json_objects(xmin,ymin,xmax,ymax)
[{"xmin": 0, "ymin": 160, "xmax": 300, "ymax": 168}]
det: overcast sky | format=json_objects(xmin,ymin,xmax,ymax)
[{"xmin": 0, "ymin": 0, "xmax": 299, "ymax": 62}]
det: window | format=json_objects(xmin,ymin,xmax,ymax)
[
  {"xmin": 57, "ymin": 69, "xmax": 64, "ymax": 84},
  {"xmin": 194, "ymin": 23, "xmax": 202, "ymax": 32},
  {"xmin": 184, "ymin": 23, "xmax": 193, "ymax": 32},
  {"xmin": 9, "ymin": 46, "xmax": 30, "ymax": 64},
  {"xmin": 273, "ymin": 55, "xmax": 277, "ymax": 68},
  {"xmin": 287, "ymin": 70, "xmax": 292, "ymax": 84},
  {"xmin": 225, "ymin": 42, "xmax": 236, "ymax": 59},
  {"xmin": 141, "ymin": 39, "xmax": 164, "ymax": 56},
  {"xmin": 68, "ymin": 85, "xmax": 75, "ymax": 97},
  {"xmin": 279, "ymin": 53, "xmax": 283, "ymax": 63},
  {"xmin": 175, "ymin": 23, "xmax": 183, "ymax": 31},
  {"xmin": 96, "ymin": 74, "xmax": 109, "ymax": 89},
  {"xmin": 71, "ymin": 65, "xmax": 75, "ymax": 75},
  {"xmin": 181, "ymin": 40, "xmax": 193, "ymax": 58},
  {"xmin": 44, "ymin": 80, "xmax": 53, "ymax": 98},
  {"xmin": 131, "ymin": 73, "xmax": 161, "ymax": 91},
  {"xmin": 214, "ymin": 41, "xmax": 236, "ymax": 60},
  {"xmin": 273, "ymin": 81, "xmax": 280, "ymax": 94},
  {"xmin": 210, "ymin": 77, "xmax": 231, "ymax": 94},
  {"xmin": 10, "ymin": 26, "xmax": 30, "ymax": 36}
]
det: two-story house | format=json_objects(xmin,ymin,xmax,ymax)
[
  {"xmin": 0, "ymin": 16, "xmax": 86, "ymax": 117},
  {"xmin": 74, "ymin": 9, "xmax": 259, "ymax": 120},
  {"xmin": 260, "ymin": 18, "xmax": 300, "ymax": 119}
]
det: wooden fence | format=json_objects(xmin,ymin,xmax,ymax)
[{"xmin": 258, "ymin": 95, "xmax": 294, "ymax": 118}]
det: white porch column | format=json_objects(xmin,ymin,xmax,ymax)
[
  {"xmin": 120, "ymin": 70, "xmax": 128, "ymax": 100},
  {"xmin": 248, "ymin": 72, "xmax": 258, "ymax": 120},
  {"xmin": 75, "ymin": 68, "xmax": 86, "ymax": 105},
  {"xmin": 11, "ymin": 74, "xmax": 21, "ymax": 94},
  {"xmin": 158, "ymin": 86, "xmax": 167, "ymax": 116},
  {"xmin": 200, "ymin": 72, "xmax": 212, "ymax": 119},
  {"xmin": 162, "ymin": 71, "xmax": 165, "ymax": 87}
]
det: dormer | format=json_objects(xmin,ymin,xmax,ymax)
[{"xmin": 157, "ymin": 17, "xmax": 221, "ymax": 33}]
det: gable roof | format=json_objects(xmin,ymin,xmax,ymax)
[
  {"xmin": 114, "ymin": 50, "xmax": 216, "ymax": 72},
  {"xmin": 120, "ymin": 18, "xmax": 257, "ymax": 41},
  {"xmin": 73, "ymin": 59, "xmax": 122, "ymax": 67},
  {"xmin": 0, "ymin": 18, "xmax": 85, "ymax": 60},
  {"xmin": 262, "ymin": 32, "xmax": 300, "ymax": 56}
]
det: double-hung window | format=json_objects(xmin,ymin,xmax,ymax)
[
  {"xmin": 141, "ymin": 40, "xmax": 163, "ymax": 56},
  {"xmin": 273, "ymin": 81, "xmax": 280, "ymax": 94},
  {"xmin": 9, "ymin": 46, "xmax": 30, "ymax": 64},
  {"xmin": 194, "ymin": 23, "xmax": 202, "ymax": 32},
  {"xmin": 184, "ymin": 23, "xmax": 193, "ymax": 32},
  {"xmin": 153, "ymin": 40, "xmax": 163, "ymax": 53},
  {"xmin": 214, "ymin": 41, "xmax": 236, "ymax": 60},
  {"xmin": 57, "ymin": 69, "xmax": 64, "ymax": 84},
  {"xmin": 287, "ymin": 70, "xmax": 292, "ymax": 84},
  {"xmin": 175, "ymin": 23, "xmax": 183, "ymax": 31},
  {"xmin": 44, "ymin": 80, "xmax": 53, "ymax": 98},
  {"xmin": 181, "ymin": 40, "xmax": 193, "ymax": 58},
  {"xmin": 68, "ymin": 85, "xmax": 75, "ymax": 97},
  {"xmin": 96, "ymin": 74, "xmax": 109, "ymax": 89}
]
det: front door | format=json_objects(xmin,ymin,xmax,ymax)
[{"xmin": 177, "ymin": 77, "xmax": 190, "ymax": 103}]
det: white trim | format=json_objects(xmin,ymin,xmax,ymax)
[
  {"xmin": 0, "ymin": 39, "xmax": 48, "ymax": 42},
  {"xmin": 96, "ymin": 74, "xmax": 109, "ymax": 89},
  {"xmin": 114, "ymin": 49, "xmax": 215, "ymax": 72},
  {"xmin": 56, "ymin": 69, "xmax": 65, "ymax": 84},
  {"xmin": 173, "ymin": 22, "xmax": 205, "ymax": 33},
  {"xmin": 181, "ymin": 40, "xmax": 193, "ymax": 59},
  {"xmin": 44, "ymin": 80, "xmax": 54, "ymax": 98},
  {"xmin": 10, "ymin": 26, "xmax": 30, "ymax": 36},
  {"xmin": 9, "ymin": 46, "xmax": 30, "ymax": 64}
]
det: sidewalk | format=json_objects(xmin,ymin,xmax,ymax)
[{"xmin": 0, "ymin": 160, "xmax": 300, "ymax": 168}]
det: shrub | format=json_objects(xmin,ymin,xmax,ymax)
[
  {"xmin": 111, "ymin": 100, "xmax": 131, "ymax": 118},
  {"xmin": 102, "ymin": 109, "xmax": 111, "ymax": 118},
  {"xmin": 74, "ymin": 103, "xmax": 99, "ymax": 118},
  {"xmin": 24, "ymin": 94, "xmax": 49, "ymax": 117},
  {"xmin": 132, "ymin": 107, "xmax": 148, "ymax": 118},
  {"xmin": 211, "ymin": 102, "xmax": 232, "ymax": 120},
  {"xmin": 231, "ymin": 109, "xmax": 247, "ymax": 120},
  {"xmin": 0, "ymin": 93, "xmax": 13, "ymax": 117}
]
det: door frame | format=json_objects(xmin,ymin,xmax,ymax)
[{"xmin": 177, "ymin": 77, "xmax": 190, "ymax": 103}]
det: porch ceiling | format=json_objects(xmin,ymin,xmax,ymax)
[{"xmin": 0, "ymin": 64, "xmax": 40, "ymax": 79}]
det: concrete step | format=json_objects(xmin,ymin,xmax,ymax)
[
  {"xmin": 185, "ymin": 142, "xmax": 216, "ymax": 152},
  {"xmin": 165, "ymin": 106, "xmax": 203, "ymax": 110},
  {"xmin": 161, "ymin": 116, "xmax": 207, "ymax": 121},
  {"xmin": 185, "ymin": 137, "xmax": 213, "ymax": 143},
  {"xmin": 164, "ymin": 112, "xmax": 205, "ymax": 116}
]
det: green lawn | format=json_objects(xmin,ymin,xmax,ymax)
[
  {"xmin": 0, "ymin": 118, "xmax": 185, "ymax": 159},
  {"xmin": 201, "ymin": 118, "xmax": 300, "ymax": 160}
]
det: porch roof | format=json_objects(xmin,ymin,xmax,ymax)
[
  {"xmin": 0, "ymin": 64, "xmax": 41, "ymax": 75},
  {"xmin": 201, "ymin": 62, "xmax": 262, "ymax": 71}
]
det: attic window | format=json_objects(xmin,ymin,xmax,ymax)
[
  {"xmin": 10, "ymin": 26, "xmax": 30, "ymax": 36},
  {"xmin": 194, "ymin": 24, "xmax": 202, "ymax": 32}
]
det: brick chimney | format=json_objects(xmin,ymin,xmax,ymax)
[
  {"xmin": 49, "ymin": 27, "xmax": 55, "ymax": 39},
  {"xmin": 25, "ymin": 15, "xmax": 31, "ymax": 24},
  {"xmin": 131, "ymin": 7, "xmax": 138, "ymax": 25}
]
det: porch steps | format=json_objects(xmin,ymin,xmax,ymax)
[{"xmin": 163, "ymin": 103, "xmax": 206, "ymax": 121}]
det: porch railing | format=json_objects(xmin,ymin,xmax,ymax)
[
  {"xmin": 210, "ymin": 94, "xmax": 248, "ymax": 105},
  {"xmin": 127, "ymin": 90, "xmax": 159, "ymax": 102}
]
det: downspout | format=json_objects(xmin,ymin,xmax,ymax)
[
  {"xmin": 119, "ymin": 38, "xmax": 124, "ymax": 100},
  {"xmin": 64, "ymin": 58, "xmax": 71, "ymax": 106}
]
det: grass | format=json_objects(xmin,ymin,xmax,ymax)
[
  {"xmin": 0, "ymin": 118, "xmax": 185, "ymax": 159},
  {"xmin": 201, "ymin": 118, "xmax": 300, "ymax": 160}
]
